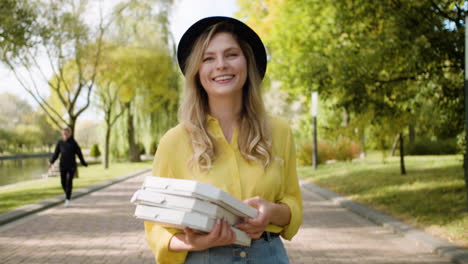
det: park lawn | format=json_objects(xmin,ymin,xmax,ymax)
[
  {"xmin": 300, "ymin": 153, "xmax": 468, "ymax": 248},
  {"xmin": 0, "ymin": 161, "xmax": 152, "ymax": 214}
]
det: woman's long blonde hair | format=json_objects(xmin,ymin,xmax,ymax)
[{"xmin": 179, "ymin": 22, "xmax": 272, "ymax": 170}]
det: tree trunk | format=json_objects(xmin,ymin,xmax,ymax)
[
  {"xmin": 399, "ymin": 132, "xmax": 406, "ymax": 175},
  {"xmin": 390, "ymin": 134, "xmax": 399, "ymax": 156},
  {"xmin": 359, "ymin": 128, "xmax": 366, "ymax": 158},
  {"xmin": 104, "ymin": 124, "xmax": 111, "ymax": 169},
  {"xmin": 126, "ymin": 103, "xmax": 141, "ymax": 162},
  {"xmin": 342, "ymin": 107, "xmax": 350, "ymax": 127},
  {"xmin": 69, "ymin": 117, "xmax": 77, "ymax": 136},
  {"xmin": 409, "ymin": 123, "xmax": 415, "ymax": 145}
]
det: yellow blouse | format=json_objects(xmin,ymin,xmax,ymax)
[{"xmin": 144, "ymin": 115, "xmax": 302, "ymax": 264}]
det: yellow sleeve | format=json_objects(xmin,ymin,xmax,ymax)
[
  {"xmin": 144, "ymin": 131, "xmax": 188, "ymax": 264},
  {"xmin": 278, "ymin": 125, "xmax": 303, "ymax": 240},
  {"xmin": 144, "ymin": 222, "xmax": 187, "ymax": 264}
]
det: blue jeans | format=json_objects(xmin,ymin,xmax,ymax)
[{"xmin": 184, "ymin": 234, "xmax": 290, "ymax": 264}]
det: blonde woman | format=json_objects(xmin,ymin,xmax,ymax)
[{"xmin": 145, "ymin": 16, "xmax": 302, "ymax": 264}]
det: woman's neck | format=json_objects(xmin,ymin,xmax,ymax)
[{"xmin": 208, "ymin": 95, "xmax": 242, "ymax": 142}]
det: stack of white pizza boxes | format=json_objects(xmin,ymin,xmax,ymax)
[{"xmin": 130, "ymin": 176, "xmax": 257, "ymax": 246}]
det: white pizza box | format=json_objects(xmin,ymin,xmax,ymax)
[
  {"xmin": 142, "ymin": 176, "xmax": 257, "ymax": 219},
  {"xmin": 130, "ymin": 189, "xmax": 241, "ymax": 225},
  {"xmin": 135, "ymin": 204, "xmax": 251, "ymax": 246}
]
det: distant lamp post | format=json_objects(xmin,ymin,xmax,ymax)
[
  {"xmin": 311, "ymin": 92, "xmax": 318, "ymax": 169},
  {"xmin": 464, "ymin": 15, "xmax": 468, "ymax": 211}
]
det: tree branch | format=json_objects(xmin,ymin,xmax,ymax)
[
  {"xmin": 16, "ymin": 54, "xmax": 69, "ymax": 125},
  {"xmin": 110, "ymin": 105, "xmax": 126, "ymax": 127},
  {"xmin": 54, "ymin": 38, "xmax": 73, "ymax": 100},
  {"xmin": 4, "ymin": 59, "xmax": 66, "ymax": 129},
  {"xmin": 429, "ymin": 0, "xmax": 462, "ymax": 28},
  {"xmin": 454, "ymin": 3, "xmax": 465, "ymax": 30},
  {"xmin": 74, "ymin": 2, "xmax": 108, "ymax": 119},
  {"xmin": 43, "ymin": 46, "xmax": 71, "ymax": 110},
  {"xmin": 371, "ymin": 74, "xmax": 418, "ymax": 84}
]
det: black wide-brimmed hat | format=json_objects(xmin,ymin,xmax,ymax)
[{"xmin": 177, "ymin": 16, "xmax": 267, "ymax": 79}]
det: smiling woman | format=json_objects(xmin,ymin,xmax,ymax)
[{"xmin": 143, "ymin": 16, "xmax": 302, "ymax": 264}]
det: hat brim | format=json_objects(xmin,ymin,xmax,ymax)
[{"xmin": 177, "ymin": 16, "xmax": 267, "ymax": 79}]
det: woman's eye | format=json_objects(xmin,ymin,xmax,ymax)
[
  {"xmin": 227, "ymin": 53, "xmax": 238, "ymax": 57},
  {"xmin": 203, "ymin": 57, "xmax": 214, "ymax": 62}
]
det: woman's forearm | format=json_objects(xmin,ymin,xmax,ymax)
[
  {"xmin": 169, "ymin": 233, "xmax": 196, "ymax": 251},
  {"xmin": 169, "ymin": 220, "xmax": 236, "ymax": 252},
  {"xmin": 268, "ymin": 202, "xmax": 291, "ymax": 227}
]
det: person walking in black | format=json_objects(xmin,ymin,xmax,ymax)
[{"xmin": 49, "ymin": 127, "xmax": 88, "ymax": 207}]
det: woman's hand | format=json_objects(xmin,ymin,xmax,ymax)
[
  {"xmin": 235, "ymin": 196, "xmax": 272, "ymax": 239},
  {"xmin": 170, "ymin": 218, "xmax": 236, "ymax": 251}
]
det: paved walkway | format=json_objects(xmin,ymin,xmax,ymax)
[
  {"xmin": 0, "ymin": 172, "xmax": 455, "ymax": 264},
  {"xmin": 283, "ymin": 185, "xmax": 453, "ymax": 264}
]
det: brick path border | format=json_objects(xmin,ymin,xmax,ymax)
[
  {"xmin": 302, "ymin": 181, "xmax": 468, "ymax": 264},
  {"xmin": 0, "ymin": 168, "xmax": 151, "ymax": 226}
]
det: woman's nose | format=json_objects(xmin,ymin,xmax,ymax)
[{"xmin": 215, "ymin": 57, "xmax": 227, "ymax": 69}]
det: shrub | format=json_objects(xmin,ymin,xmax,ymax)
[
  {"xmin": 90, "ymin": 143, "xmax": 101, "ymax": 158},
  {"xmin": 317, "ymin": 141, "xmax": 336, "ymax": 163},
  {"xmin": 137, "ymin": 142, "xmax": 146, "ymax": 155},
  {"xmin": 297, "ymin": 143, "xmax": 312, "ymax": 166},
  {"xmin": 407, "ymin": 137, "xmax": 458, "ymax": 155},
  {"xmin": 335, "ymin": 138, "xmax": 360, "ymax": 161},
  {"xmin": 297, "ymin": 139, "xmax": 360, "ymax": 166},
  {"xmin": 457, "ymin": 132, "xmax": 466, "ymax": 155}
]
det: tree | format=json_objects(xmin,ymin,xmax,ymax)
[
  {"xmin": 109, "ymin": 44, "xmax": 178, "ymax": 162},
  {"xmin": 0, "ymin": 92, "xmax": 58, "ymax": 153},
  {"xmin": 0, "ymin": 92, "xmax": 33, "ymax": 130},
  {"xmin": 106, "ymin": 0, "xmax": 179, "ymax": 163},
  {"xmin": 94, "ymin": 43, "xmax": 127, "ymax": 168},
  {"xmin": 0, "ymin": 0, "xmax": 40, "ymax": 61},
  {"xmin": 237, "ymin": 0, "xmax": 466, "ymax": 174},
  {"xmin": 3, "ymin": 0, "xmax": 108, "ymax": 134}
]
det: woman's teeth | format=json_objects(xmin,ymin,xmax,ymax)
[{"xmin": 214, "ymin": 75, "xmax": 234, "ymax": 81}]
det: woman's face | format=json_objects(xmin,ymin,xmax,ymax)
[{"xmin": 198, "ymin": 32, "xmax": 247, "ymax": 99}]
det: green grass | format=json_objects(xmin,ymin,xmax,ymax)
[
  {"xmin": 0, "ymin": 161, "xmax": 151, "ymax": 214},
  {"xmin": 300, "ymin": 153, "xmax": 468, "ymax": 247}
]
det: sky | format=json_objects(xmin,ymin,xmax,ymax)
[{"xmin": 0, "ymin": 0, "xmax": 239, "ymax": 120}]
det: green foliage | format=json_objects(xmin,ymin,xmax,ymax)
[
  {"xmin": 105, "ymin": 0, "xmax": 179, "ymax": 162},
  {"xmin": 3, "ymin": 0, "xmax": 112, "ymax": 134},
  {"xmin": 457, "ymin": 131, "xmax": 466, "ymax": 155},
  {"xmin": 0, "ymin": 93, "xmax": 58, "ymax": 153},
  {"xmin": 0, "ymin": 92, "xmax": 32, "ymax": 130},
  {"xmin": 407, "ymin": 137, "xmax": 458, "ymax": 156},
  {"xmin": 90, "ymin": 144, "xmax": 101, "ymax": 158},
  {"xmin": 13, "ymin": 124, "xmax": 42, "ymax": 150},
  {"xmin": 149, "ymin": 141, "xmax": 158, "ymax": 155},
  {"xmin": 137, "ymin": 142, "xmax": 146, "ymax": 155},
  {"xmin": 0, "ymin": 129, "xmax": 13, "ymax": 153},
  {"xmin": 238, "ymin": 0, "xmax": 465, "ymax": 153},
  {"xmin": 0, "ymin": 0, "xmax": 40, "ymax": 60}
]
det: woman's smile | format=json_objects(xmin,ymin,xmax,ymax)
[{"xmin": 213, "ymin": 74, "xmax": 235, "ymax": 83}]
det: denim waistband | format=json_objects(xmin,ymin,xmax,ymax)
[
  {"xmin": 258, "ymin": 231, "xmax": 280, "ymax": 241},
  {"xmin": 184, "ymin": 232, "xmax": 289, "ymax": 264}
]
